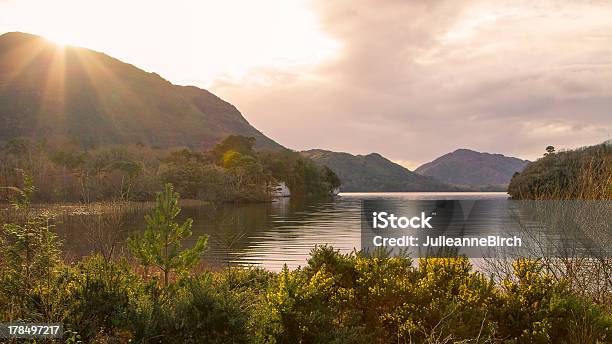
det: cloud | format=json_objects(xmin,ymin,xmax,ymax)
[{"xmin": 211, "ymin": 0, "xmax": 612, "ymax": 163}]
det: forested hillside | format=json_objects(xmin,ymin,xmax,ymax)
[
  {"xmin": 0, "ymin": 136, "xmax": 339, "ymax": 203},
  {"xmin": 508, "ymin": 142, "xmax": 611, "ymax": 200}
]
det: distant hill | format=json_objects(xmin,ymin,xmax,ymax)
[
  {"xmin": 508, "ymin": 142, "xmax": 611, "ymax": 200},
  {"xmin": 0, "ymin": 32, "xmax": 281, "ymax": 150},
  {"xmin": 301, "ymin": 149, "xmax": 465, "ymax": 192},
  {"xmin": 415, "ymin": 149, "xmax": 529, "ymax": 190}
]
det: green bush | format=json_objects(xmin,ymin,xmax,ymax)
[
  {"xmin": 126, "ymin": 274, "xmax": 251, "ymax": 343},
  {"xmin": 61, "ymin": 256, "xmax": 140, "ymax": 342},
  {"xmin": 257, "ymin": 247, "xmax": 610, "ymax": 344},
  {"xmin": 1, "ymin": 246, "xmax": 610, "ymax": 343},
  {"xmin": 494, "ymin": 259, "xmax": 612, "ymax": 343},
  {"xmin": 0, "ymin": 212, "xmax": 64, "ymax": 322},
  {"xmin": 1, "ymin": 213, "xmax": 609, "ymax": 343}
]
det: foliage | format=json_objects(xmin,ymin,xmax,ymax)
[
  {"xmin": 1, "ymin": 235, "xmax": 610, "ymax": 343},
  {"xmin": 494, "ymin": 259, "xmax": 612, "ymax": 343},
  {"xmin": 258, "ymin": 247, "xmax": 497, "ymax": 343},
  {"xmin": 0, "ymin": 136, "xmax": 341, "ymax": 203},
  {"xmin": 508, "ymin": 142, "xmax": 611, "ymax": 200},
  {"xmin": 2, "ymin": 169, "xmax": 36, "ymax": 210},
  {"xmin": 0, "ymin": 216, "xmax": 63, "ymax": 321},
  {"xmin": 257, "ymin": 247, "xmax": 611, "ymax": 344},
  {"xmin": 60, "ymin": 255, "xmax": 139, "ymax": 341},
  {"xmin": 130, "ymin": 274, "xmax": 251, "ymax": 343},
  {"xmin": 259, "ymin": 149, "xmax": 341, "ymax": 198},
  {"xmin": 161, "ymin": 157, "xmax": 229, "ymax": 200},
  {"xmin": 128, "ymin": 183, "xmax": 208, "ymax": 286},
  {"xmin": 1, "ymin": 179, "xmax": 609, "ymax": 343},
  {"xmin": 212, "ymin": 135, "xmax": 257, "ymax": 163},
  {"xmin": 0, "ymin": 173, "xmax": 63, "ymax": 322}
]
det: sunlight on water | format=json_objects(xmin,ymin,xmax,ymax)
[{"xmin": 56, "ymin": 192, "xmax": 509, "ymax": 270}]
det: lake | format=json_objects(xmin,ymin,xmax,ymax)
[{"xmin": 55, "ymin": 192, "xmax": 511, "ymax": 270}]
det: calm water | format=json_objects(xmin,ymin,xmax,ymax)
[{"xmin": 55, "ymin": 192, "xmax": 510, "ymax": 270}]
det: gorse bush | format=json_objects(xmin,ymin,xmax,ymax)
[
  {"xmin": 1, "ymin": 243, "xmax": 610, "ymax": 342},
  {"xmin": 258, "ymin": 248, "xmax": 611, "ymax": 344},
  {"xmin": 493, "ymin": 259, "xmax": 611, "ymax": 343},
  {"xmin": 61, "ymin": 256, "xmax": 138, "ymax": 341},
  {"xmin": 1, "ymin": 183, "xmax": 610, "ymax": 343},
  {"xmin": 126, "ymin": 273, "xmax": 251, "ymax": 344}
]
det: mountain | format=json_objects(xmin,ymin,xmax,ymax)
[
  {"xmin": 0, "ymin": 32, "xmax": 281, "ymax": 149},
  {"xmin": 415, "ymin": 149, "xmax": 529, "ymax": 190},
  {"xmin": 301, "ymin": 149, "xmax": 465, "ymax": 192}
]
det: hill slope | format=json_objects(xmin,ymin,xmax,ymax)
[
  {"xmin": 0, "ymin": 32, "xmax": 281, "ymax": 149},
  {"xmin": 415, "ymin": 149, "xmax": 529, "ymax": 190},
  {"xmin": 301, "ymin": 149, "xmax": 464, "ymax": 192},
  {"xmin": 508, "ymin": 142, "xmax": 611, "ymax": 200}
]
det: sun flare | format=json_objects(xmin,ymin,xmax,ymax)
[
  {"xmin": 43, "ymin": 33, "xmax": 70, "ymax": 47},
  {"xmin": 0, "ymin": 0, "xmax": 339, "ymax": 86}
]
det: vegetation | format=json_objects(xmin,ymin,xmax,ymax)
[
  {"xmin": 0, "ymin": 135, "xmax": 340, "ymax": 203},
  {"xmin": 128, "ymin": 184, "xmax": 208, "ymax": 286},
  {"xmin": 508, "ymin": 142, "xmax": 611, "ymax": 200},
  {"xmin": 0, "ymin": 33, "xmax": 340, "ymax": 203},
  {"xmin": 1, "ymin": 183, "xmax": 610, "ymax": 343},
  {"xmin": 1, "ymin": 30, "xmax": 609, "ymax": 344},
  {"xmin": 505, "ymin": 142, "xmax": 612, "ymax": 310}
]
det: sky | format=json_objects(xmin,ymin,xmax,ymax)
[{"xmin": 1, "ymin": 0, "xmax": 611, "ymax": 168}]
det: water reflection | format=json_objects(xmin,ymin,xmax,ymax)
[{"xmin": 55, "ymin": 192, "xmax": 509, "ymax": 270}]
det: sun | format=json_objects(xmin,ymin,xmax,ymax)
[
  {"xmin": 41, "ymin": 30, "xmax": 99, "ymax": 50},
  {"xmin": 43, "ymin": 35, "xmax": 69, "ymax": 48},
  {"xmin": 1, "ymin": 0, "xmax": 341, "ymax": 86}
]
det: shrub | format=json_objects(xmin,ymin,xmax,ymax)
[
  {"xmin": 61, "ymin": 255, "xmax": 140, "ymax": 342},
  {"xmin": 257, "ymin": 247, "xmax": 610, "ymax": 344},
  {"xmin": 0, "ymin": 216, "xmax": 64, "ymax": 322},
  {"xmin": 494, "ymin": 259, "xmax": 612, "ymax": 343},
  {"xmin": 128, "ymin": 274, "xmax": 251, "ymax": 343}
]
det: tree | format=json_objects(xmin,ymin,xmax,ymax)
[
  {"xmin": 222, "ymin": 150, "xmax": 268, "ymax": 198},
  {"xmin": 545, "ymin": 145, "xmax": 555, "ymax": 156},
  {"xmin": 110, "ymin": 160, "xmax": 142, "ymax": 200},
  {"xmin": 164, "ymin": 148, "xmax": 207, "ymax": 165},
  {"xmin": 323, "ymin": 166, "xmax": 341, "ymax": 193},
  {"xmin": 211, "ymin": 135, "xmax": 256, "ymax": 164},
  {"xmin": 161, "ymin": 160, "xmax": 230, "ymax": 200},
  {"xmin": 128, "ymin": 184, "xmax": 208, "ymax": 286}
]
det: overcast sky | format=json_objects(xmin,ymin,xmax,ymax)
[{"xmin": 2, "ymin": 0, "xmax": 611, "ymax": 168}]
